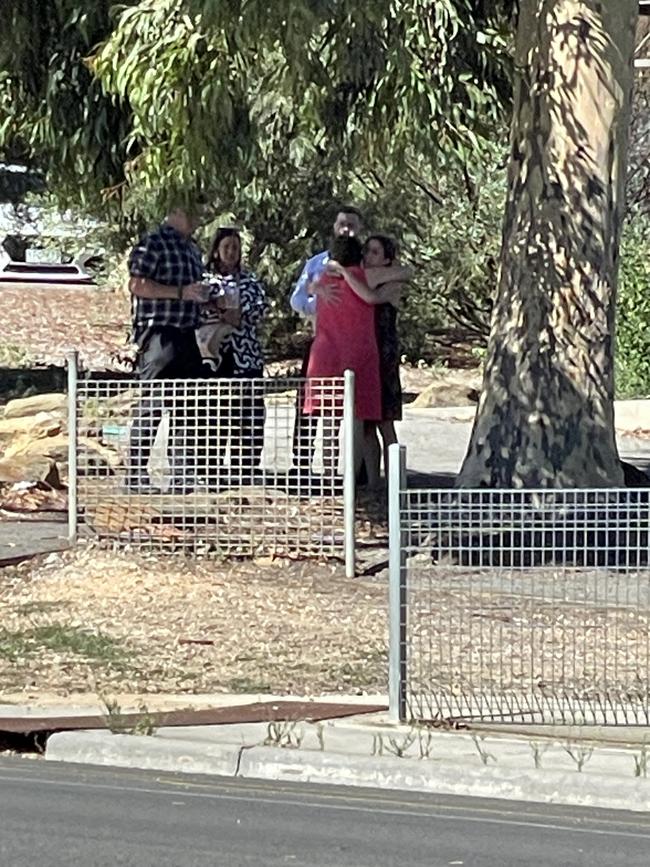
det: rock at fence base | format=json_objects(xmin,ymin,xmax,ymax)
[
  {"xmin": 410, "ymin": 380, "xmax": 480, "ymax": 409},
  {"xmin": 3, "ymin": 393, "xmax": 67, "ymax": 419},
  {"xmin": 86, "ymin": 500, "xmax": 162, "ymax": 533},
  {"xmin": 0, "ymin": 480, "xmax": 68, "ymax": 512},
  {"xmin": 0, "ymin": 456, "xmax": 62, "ymax": 488},
  {"xmin": 3, "ymin": 434, "xmax": 119, "ymax": 471},
  {"xmin": 0, "ymin": 412, "xmax": 62, "ymax": 446}
]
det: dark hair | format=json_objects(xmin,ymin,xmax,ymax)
[
  {"xmin": 207, "ymin": 227, "xmax": 241, "ymax": 272},
  {"xmin": 336, "ymin": 204, "xmax": 363, "ymax": 221},
  {"xmin": 364, "ymin": 234, "xmax": 397, "ymax": 264},
  {"xmin": 329, "ymin": 235, "xmax": 363, "ymax": 267}
]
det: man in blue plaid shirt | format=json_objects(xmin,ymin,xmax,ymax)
[{"xmin": 126, "ymin": 203, "xmax": 211, "ymax": 491}]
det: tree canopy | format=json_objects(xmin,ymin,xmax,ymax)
[{"xmin": 1, "ymin": 0, "xmax": 515, "ymax": 221}]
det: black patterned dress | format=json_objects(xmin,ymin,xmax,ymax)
[
  {"xmin": 202, "ymin": 270, "xmax": 267, "ymax": 376},
  {"xmin": 375, "ymin": 302, "xmax": 402, "ymax": 421},
  {"xmin": 200, "ymin": 269, "xmax": 268, "ymax": 474}
]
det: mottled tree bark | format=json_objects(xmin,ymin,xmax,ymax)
[{"xmin": 458, "ymin": 0, "xmax": 637, "ymax": 488}]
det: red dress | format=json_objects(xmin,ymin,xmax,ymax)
[{"xmin": 304, "ymin": 266, "xmax": 381, "ymax": 420}]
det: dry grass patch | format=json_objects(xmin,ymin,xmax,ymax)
[{"xmin": 0, "ymin": 546, "xmax": 388, "ymax": 697}]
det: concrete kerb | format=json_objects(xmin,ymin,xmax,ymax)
[
  {"xmin": 46, "ymin": 729, "xmax": 240, "ymax": 777},
  {"xmin": 237, "ymin": 746, "xmax": 650, "ymax": 813},
  {"xmin": 44, "ymin": 709, "xmax": 650, "ymax": 813}
]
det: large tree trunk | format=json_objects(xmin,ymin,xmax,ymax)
[{"xmin": 457, "ymin": 0, "xmax": 637, "ymax": 488}]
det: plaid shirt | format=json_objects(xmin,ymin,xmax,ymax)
[{"xmin": 129, "ymin": 223, "xmax": 204, "ymax": 333}]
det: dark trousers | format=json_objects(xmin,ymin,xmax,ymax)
[
  {"xmin": 127, "ymin": 326, "xmax": 204, "ymax": 483},
  {"xmin": 292, "ymin": 339, "xmax": 318, "ymax": 471},
  {"xmin": 200, "ymin": 346, "xmax": 265, "ymax": 480}
]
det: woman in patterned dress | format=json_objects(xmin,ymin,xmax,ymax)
[{"xmin": 199, "ymin": 227, "xmax": 268, "ymax": 482}]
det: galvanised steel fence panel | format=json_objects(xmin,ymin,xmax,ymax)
[
  {"xmin": 389, "ymin": 445, "xmax": 650, "ymax": 726},
  {"xmin": 68, "ymin": 357, "xmax": 355, "ymax": 566}
]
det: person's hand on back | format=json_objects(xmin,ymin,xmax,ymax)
[
  {"xmin": 311, "ymin": 274, "xmax": 341, "ymax": 304},
  {"xmin": 325, "ymin": 261, "xmax": 345, "ymax": 277}
]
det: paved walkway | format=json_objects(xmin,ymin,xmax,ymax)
[
  {"xmin": 0, "ymin": 517, "xmax": 67, "ymax": 566},
  {"xmin": 397, "ymin": 406, "xmax": 650, "ymax": 479}
]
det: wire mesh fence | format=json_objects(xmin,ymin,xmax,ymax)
[
  {"xmin": 389, "ymin": 445, "xmax": 650, "ymax": 726},
  {"xmin": 70, "ymin": 368, "xmax": 355, "ymax": 562}
]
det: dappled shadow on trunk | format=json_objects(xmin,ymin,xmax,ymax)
[
  {"xmin": 458, "ymin": 345, "xmax": 625, "ymax": 488},
  {"xmin": 458, "ymin": 1, "xmax": 638, "ymax": 488}
]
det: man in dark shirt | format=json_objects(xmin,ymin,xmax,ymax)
[{"xmin": 126, "ymin": 204, "xmax": 210, "ymax": 491}]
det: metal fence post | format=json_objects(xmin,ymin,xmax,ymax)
[
  {"xmin": 67, "ymin": 351, "xmax": 79, "ymax": 544},
  {"xmin": 343, "ymin": 369, "xmax": 356, "ymax": 579},
  {"xmin": 388, "ymin": 442, "xmax": 407, "ymax": 722}
]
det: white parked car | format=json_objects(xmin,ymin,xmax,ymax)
[{"xmin": 0, "ymin": 250, "xmax": 96, "ymax": 287}]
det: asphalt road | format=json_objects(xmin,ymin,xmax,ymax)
[{"xmin": 1, "ymin": 757, "xmax": 650, "ymax": 866}]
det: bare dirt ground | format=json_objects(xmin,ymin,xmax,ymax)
[
  {"xmin": 0, "ymin": 546, "xmax": 388, "ymax": 699},
  {"xmin": 0, "ymin": 285, "xmax": 131, "ymax": 371},
  {"xmin": 0, "ymin": 285, "xmax": 478, "ymax": 702},
  {"xmin": 2, "ymin": 542, "xmax": 646, "ymax": 716},
  {"xmin": 7, "ymin": 286, "xmax": 642, "ymax": 709}
]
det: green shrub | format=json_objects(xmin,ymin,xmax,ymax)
[{"xmin": 615, "ymin": 217, "xmax": 650, "ymax": 399}]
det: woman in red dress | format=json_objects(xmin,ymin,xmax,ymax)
[
  {"xmin": 304, "ymin": 235, "xmax": 381, "ymax": 481},
  {"xmin": 305, "ymin": 236, "xmax": 381, "ymax": 420}
]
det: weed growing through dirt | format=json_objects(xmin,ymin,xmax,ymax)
[
  {"xmin": 633, "ymin": 745, "xmax": 649, "ymax": 778},
  {"xmin": 416, "ymin": 729, "xmax": 436, "ymax": 760},
  {"xmin": 0, "ymin": 625, "xmax": 126, "ymax": 665},
  {"xmin": 99, "ymin": 694, "xmax": 158, "ymax": 736},
  {"xmin": 100, "ymin": 694, "xmax": 128, "ymax": 733},
  {"xmin": 131, "ymin": 706, "xmax": 159, "ymax": 736},
  {"xmin": 99, "ymin": 693, "xmax": 126, "ymax": 735},
  {"xmin": 31, "ymin": 625, "xmax": 125, "ymax": 662},
  {"xmin": 370, "ymin": 727, "xmax": 436, "ymax": 760},
  {"xmin": 383, "ymin": 731, "xmax": 418, "ymax": 758},
  {"xmin": 0, "ymin": 629, "xmax": 26, "ymax": 662},
  {"xmin": 530, "ymin": 741, "xmax": 551, "ymax": 770},
  {"xmin": 227, "ymin": 676, "xmax": 272, "ymax": 694},
  {"xmin": 14, "ymin": 601, "xmax": 63, "ymax": 616}
]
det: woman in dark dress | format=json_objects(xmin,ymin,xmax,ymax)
[{"xmin": 362, "ymin": 235, "xmax": 406, "ymax": 486}]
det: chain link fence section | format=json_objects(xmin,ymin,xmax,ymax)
[
  {"xmin": 70, "ymin": 368, "xmax": 355, "ymax": 562},
  {"xmin": 388, "ymin": 445, "xmax": 650, "ymax": 726}
]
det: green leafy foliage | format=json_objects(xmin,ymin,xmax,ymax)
[
  {"xmin": 0, "ymin": 1, "xmax": 133, "ymax": 212},
  {"xmin": 1, "ymin": 1, "xmax": 516, "ymax": 366},
  {"xmin": 195, "ymin": 144, "xmax": 505, "ymax": 364},
  {"xmin": 615, "ymin": 215, "xmax": 650, "ymax": 399},
  {"xmin": 1, "ymin": 0, "xmax": 514, "ymax": 220}
]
